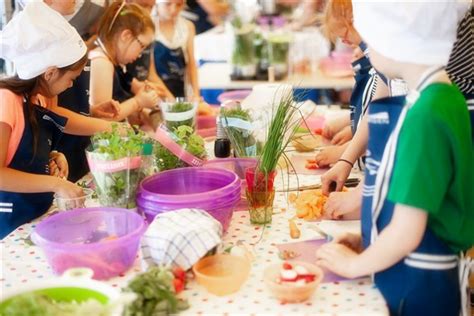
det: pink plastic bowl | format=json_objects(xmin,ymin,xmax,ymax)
[{"xmin": 31, "ymin": 207, "xmax": 146, "ymax": 280}]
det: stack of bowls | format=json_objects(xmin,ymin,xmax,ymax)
[{"xmin": 137, "ymin": 168, "xmax": 241, "ymax": 232}]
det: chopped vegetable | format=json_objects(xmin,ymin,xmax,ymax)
[
  {"xmin": 288, "ymin": 219, "xmax": 301, "ymax": 239},
  {"xmin": 289, "ymin": 189, "xmax": 327, "ymax": 220}
]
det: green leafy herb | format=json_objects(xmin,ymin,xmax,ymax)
[
  {"xmin": 123, "ymin": 266, "xmax": 189, "ymax": 316},
  {"xmin": 88, "ymin": 124, "xmax": 147, "ymax": 208},
  {"xmin": 220, "ymin": 108, "xmax": 257, "ymax": 157},
  {"xmin": 165, "ymin": 102, "xmax": 195, "ymax": 131},
  {"xmin": 154, "ymin": 126, "xmax": 206, "ymax": 171}
]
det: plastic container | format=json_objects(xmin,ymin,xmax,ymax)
[
  {"xmin": 217, "ymin": 90, "xmax": 252, "ymax": 104},
  {"xmin": 137, "ymin": 168, "xmax": 241, "ymax": 231},
  {"xmin": 193, "ymin": 254, "xmax": 251, "ymax": 296},
  {"xmin": 31, "ymin": 207, "xmax": 147, "ymax": 280},
  {"xmin": 0, "ymin": 268, "xmax": 127, "ymax": 315},
  {"xmin": 263, "ymin": 261, "xmax": 324, "ymax": 303},
  {"xmin": 54, "ymin": 188, "xmax": 94, "ymax": 211}
]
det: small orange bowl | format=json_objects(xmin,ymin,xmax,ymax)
[
  {"xmin": 193, "ymin": 254, "xmax": 251, "ymax": 296},
  {"xmin": 263, "ymin": 261, "xmax": 324, "ymax": 303}
]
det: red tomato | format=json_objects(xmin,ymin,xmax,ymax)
[{"xmin": 173, "ymin": 278, "xmax": 185, "ymax": 293}]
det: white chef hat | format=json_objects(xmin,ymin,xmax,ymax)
[
  {"xmin": 353, "ymin": 0, "xmax": 470, "ymax": 66},
  {"xmin": 1, "ymin": 1, "xmax": 87, "ymax": 80}
]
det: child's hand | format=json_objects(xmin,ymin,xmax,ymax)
[
  {"xmin": 49, "ymin": 151, "xmax": 68, "ymax": 179},
  {"xmin": 332, "ymin": 233, "xmax": 363, "ymax": 253},
  {"xmin": 320, "ymin": 161, "xmax": 353, "ymax": 196},
  {"xmin": 54, "ymin": 179, "xmax": 84, "ymax": 199},
  {"xmin": 91, "ymin": 99, "xmax": 120, "ymax": 119},
  {"xmin": 314, "ymin": 145, "xmax": 345, "ymax": 167},
  {"xmin": 323, "ymin": 190, "xmax": 362, "ymax": 220},
  {"xmin": 145, "ymin": 81, "xmax": 173, "ymax": 99},
  {"xmin": 331, "ymin": 125, "xmax": 352, "ymax": 145},
  {"xmin": 135, "ymin": 89, "xmax": 159, "ymax": 109},
  {"xmin": 316, "ymin": 241, "xmax": 360, "ymax": 278}
]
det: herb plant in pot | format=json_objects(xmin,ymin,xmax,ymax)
[
  {"xmin": 245, "ymin": 89, "xmax": 303, "ymax": 224},
  {"xmin": 86, "ymin": 125, "xmax": 147, "ymax": 209},
  {"xmin": 160, "ymin": 98, "xmax": 198, "ymax": 132}
]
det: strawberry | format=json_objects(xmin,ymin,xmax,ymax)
[
  {"xmin": 282, "ymin": 262, "xmax": 293, "ymax": 270},
  {"xmin": 313, "ymin": 128, "xmax": 323, "ymax": 135},
  {"xmin": 296, "ymin": 274, "xmax": 316, "ymax": 283}
]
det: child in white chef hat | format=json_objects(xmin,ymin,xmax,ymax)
[
  {"xmin": 0, "ymin": 1, "xmax": 118, "ymax": 238},
  {"xmin": 316, "ymin": 1, "xmax": 473, "ymax": 316}
]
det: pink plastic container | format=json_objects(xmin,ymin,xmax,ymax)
[
  {"xmin": 137, "ymin": 168, "xmax": 241, "ymax": 231},
  {"xmin": 31, "ymin": 207, "xmax": 146, "ymax": 280},
  {"xmin": 217, "ymin": 90, "xmax": 252, "ymax": 104}
]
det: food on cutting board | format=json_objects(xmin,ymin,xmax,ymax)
[
  {"xmin": 291, "ymin": 133, "xmax": 324, "ymax": 152},
  {"xmin": 305, "ymin": 159, "xmax": 320, "ymax": 170},
  {"xmin": 289, "ymin": 189, "xmax": 327, "ymax": 220},
  {"xmin": 277, "ymin": 262, "xmax": 317, "ymax": 285}
]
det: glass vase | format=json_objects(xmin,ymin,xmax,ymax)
[{"xmin": 245, "ymin": 167, "xmax": 277, "ymax": 225}]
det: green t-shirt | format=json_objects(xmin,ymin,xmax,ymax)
[{"xmin": 388, "ymin": 83, "xmax": 474, "ymax": 253}]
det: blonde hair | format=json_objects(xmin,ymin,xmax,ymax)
[{"xmin": 322, "ymin": 0, "xmax": 354, "ymax": 43}]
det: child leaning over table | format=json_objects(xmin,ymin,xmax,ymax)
[
  {"xmin": 316, "ymin": 2, "xmax": 474, "ymax": 316},
  {"xmin": 0, "ymin": 2, "xmax": 120, "ymax": 239}
]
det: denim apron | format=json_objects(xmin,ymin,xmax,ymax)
[
  {"xmin": 361, "ymin": 68, "xmax": 461, "ymax": 315},
  {"xmin": 153, "ymin": 41, "xmax": 186, "ymax": 98},
  {"xmin": 0, "ymin": 101, "xmax": 67, "ymax": 238}
]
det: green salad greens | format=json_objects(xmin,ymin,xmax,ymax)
[
  {"xmin": 1, "ymin": 293, "xmax": 110, "ymax": 316},
  {"xmin": 155, "ymin": 126, "xmax": 206, "ymax": 171}
]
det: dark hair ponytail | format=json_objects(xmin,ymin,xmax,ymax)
[{"xmin": 0, "ymin": 52, "xmax": 88, "ymax": 160}]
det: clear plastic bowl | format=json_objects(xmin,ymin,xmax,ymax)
[
  {"xmin": 263, "ymin": 261, "xmax": 324, "ymax": 303},
  {"xmin": 54, "ymin": 188, "xmax": 94, "ymax": 211},
  {"xmin": 31, "ymin": 207, "xmax": 147, "ymax": 280},
  {"xmin": 193, "ymin": 254, "xmax": 251, "ymax": 296},
  {"xmin": 137, "ymin": 168, "xmax": 241, "ymax": 231}
]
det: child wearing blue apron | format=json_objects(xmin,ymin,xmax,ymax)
[
  {"xmin": 89, "ymin": 2, "xmax": 159, "ymax": 122},
  {"xmin": 154, "ymin": 0, "xmax": 200, "ymax": 99},
  {"xmin": 317, "ymin": 2, "xmax": 474, "ymax": 315},
  {"xmin": 0, "ymin": 1, "xmax": 119, "ymax": 238}
]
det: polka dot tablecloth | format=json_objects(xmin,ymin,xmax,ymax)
[{"xmin": 0, "ymin": 171, "xmax": 388, "ymax": 315}]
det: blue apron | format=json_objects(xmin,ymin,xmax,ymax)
[
  {"xmin": 349, "ymin": 55, "xmax": 377, "ymax": 135},
  {"xmin": 57, "ymin": 64, "xmax": 92, "ymax": 182},
  {"xmin": 127, "ymin": 44, "xmax": 153, "ymax": 82},
  {"xmin": 361, "ymin": 95, "xmax": 460, "ymax": 316},
  {"xmin": 184, "ymin": 0, "xmax": 214, "ymax": 35},
  {"xmin": 0, "ymin": 101, "xmax": 67, "ymax": 239},
  {"xmin": 153, "ymin": 41, "xmax": 186, "ymax": 98}
]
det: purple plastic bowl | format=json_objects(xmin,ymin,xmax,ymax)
[
  {"xmin": 31, "ymin": 207, "xmax": 146, "ymax": 280},
  {"xmin": 137, "ymin": 167, "xmax": 241, "ymax": 231},
  {"xmin": 203, "ymin": 158, "xmax": 258, "ymax": 179}
]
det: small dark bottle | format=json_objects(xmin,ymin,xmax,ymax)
[{"xmin": 214, "ymin": 116, "xmax": 231, "ymax": 158}]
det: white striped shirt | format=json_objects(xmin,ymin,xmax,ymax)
[{"xmin": 446, "ymin": 7, "xmax": 473, "ymax": 96}]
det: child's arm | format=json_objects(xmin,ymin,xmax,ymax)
[
  {"xmin": 50, "ymin": 105, "xmax": 115, "ymax": 135},
  {"xmin": 147, "ymin": 52, "xmax": 174, "ymax": 99},
  {"xmin": 0, "ymin": 123, "xmax": 83, "ymax": 198},
  {"xmin": 185, "ymin": 20, "xmax": 200, "ymax": 98},
  {"xmin": 89, "ymin": 56, "xmax": 157, "ymax": 121},
  {"xmin": 316, "ymin": 203, "xmax": 427, "ymax": 278}
]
